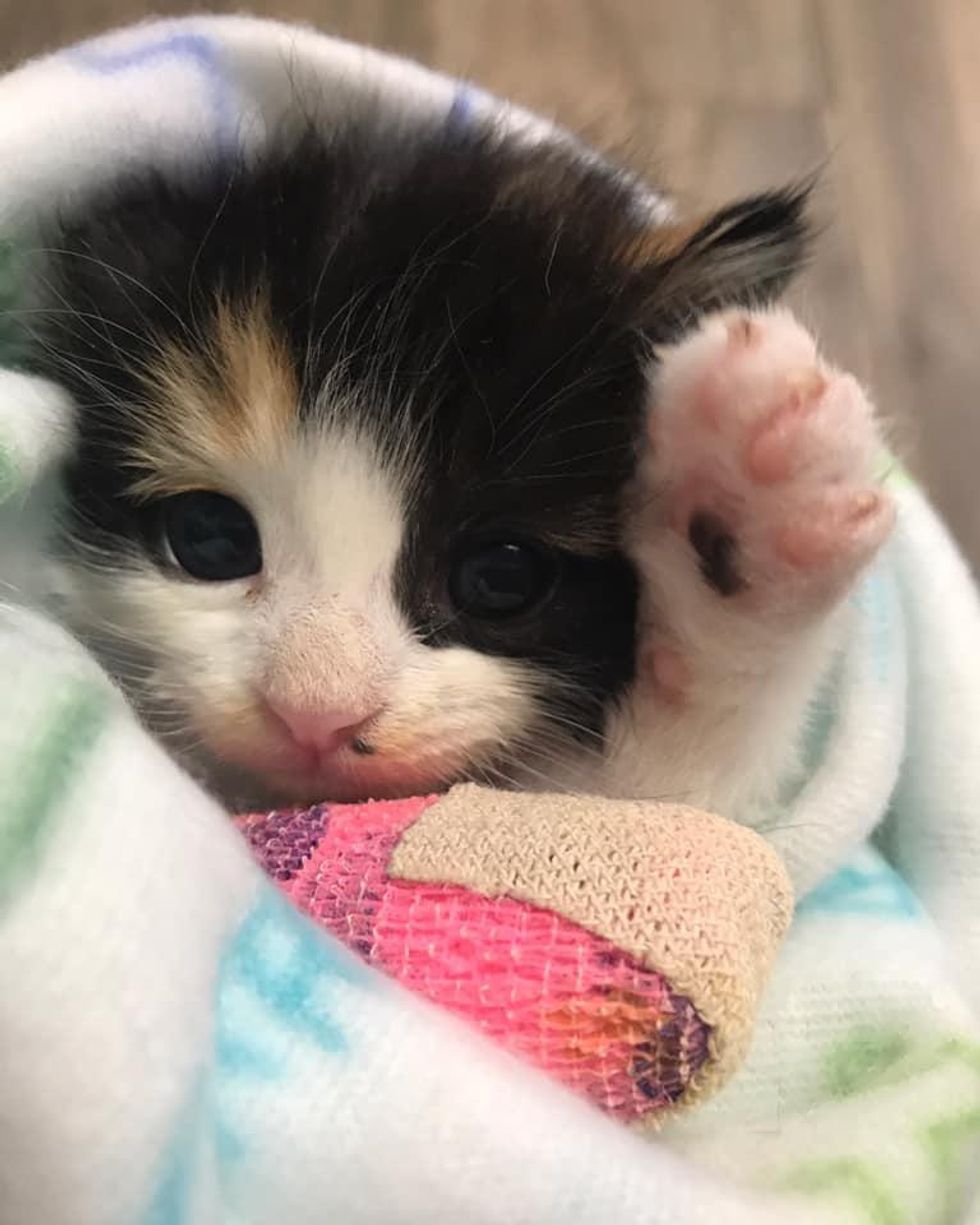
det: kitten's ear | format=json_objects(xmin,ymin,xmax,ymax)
[{"xmin": 634, "ymin": 186, "xmax": 811, "ymax": 335}]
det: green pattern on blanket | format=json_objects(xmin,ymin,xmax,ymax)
[
  {"xmin": 877, "ymin": 451, "xmax": 917, "ymax": 491},
  {"xmin": 0, "ymin": 679, "xmax": 107, "ymax": 907},
  {"xmin": 828, "ymin": 1033, "xmax": 980, "ymax": 1097},
  {"xmin": 767, "ymin": 1032, "xmax": 980, "ymax": 1224},
  {"xmin": 0, "ymin": 238, "xmax": 22, "ymax": 366},
  {"xmin": 779, "ymin": 1158, "xmax": 904, "ymax": 1225},
  {"xmin": 0, "ymin": 438, "xmax": 17, "ymax": 502},
  {"xmin": 825, "ymin": 1026, "xmax": 914, "ymax": 1099},
  {"xmin": 923, "ymin": 1109, "xmax": 980, "ymax": 1217}
]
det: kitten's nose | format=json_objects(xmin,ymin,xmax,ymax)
[{"xmin": 265, "ymin": 697, "xmax": 376, "ymax": 755}]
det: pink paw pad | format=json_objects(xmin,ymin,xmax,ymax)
[
  {"xmin": 642, "ymin": 644, "xmax": 691, "ymax": 702},
  {"xmin": 650, "ymin": 309, "xmax": 894, "ymax": 600},
  {"xmin": 743, "ymin": 369, "xmax": 828, "ymax": 485},
  {"xmin": 776, "ymin": 490, "xmax": 891, "ymax": 569}
]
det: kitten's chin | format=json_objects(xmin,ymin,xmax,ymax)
[
  {"xmin": 185, "ymin": 745, "xmax": 462, "ymax": 812},
  {"xmin": 262, "ymin": 770, "xmax": 456, "ymax": 808},
  {"xmin": 167, "ymin": 722, "xmax": 591, "ymax": 812}
]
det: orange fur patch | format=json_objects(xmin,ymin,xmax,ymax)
[
  {"xmin": 127, "ymin": 293, "xmax": 297, "ymax": 498},
  {"xmin": 619, "ymin": 219, "xmax": 706, "ymax": 270}
]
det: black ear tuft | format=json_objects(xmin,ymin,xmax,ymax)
[
  {"xmin": 682, "ymin": 186, "xmax": 811, "ymax": 293},
  {"xmin": 640, "ymin": 184, "xmax": 812, "ymax": 337}
]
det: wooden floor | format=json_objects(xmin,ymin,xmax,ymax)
[{"xmin": 3, "ymin": 1, "xmax": 978, "ymax": 566}]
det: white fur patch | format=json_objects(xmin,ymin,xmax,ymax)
[{"xmin": 590, "ymin": 308, "xmax": 892, "ymax": 821}]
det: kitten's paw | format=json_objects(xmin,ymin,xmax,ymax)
[{"xmin": 644, "ymin": 309, "xmax": 894, "ymax": 606}]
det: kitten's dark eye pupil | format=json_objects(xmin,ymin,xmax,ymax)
[
  {"xmin": 162, "ymin": 491, "xmax": 261, "ymax": 581},
  {"xmin": 450, "ymin": 541, "xmax": 555, "ymax": 619}
]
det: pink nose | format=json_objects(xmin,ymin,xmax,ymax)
[{"xmin": 265, "ymin": 697, "xmax": 377, "ymax": 755}]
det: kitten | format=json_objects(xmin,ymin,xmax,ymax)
[{"xmin": 16, "ymin": 113, "xmax": 892, "ymax": 817}]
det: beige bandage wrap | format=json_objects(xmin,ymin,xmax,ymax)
[{"xmin": 391, "ymin": 783, "xmax": 794, "ymax": 1120}]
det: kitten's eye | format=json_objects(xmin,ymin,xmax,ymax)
[
  {"xmin": 161, "ymin": 491, "xmax": 262, "ymax": 581},
  {"xmin": 450, "ymin": 540, "xmax": 556, "ymax": 620}
]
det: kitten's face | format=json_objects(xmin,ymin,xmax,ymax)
[
  {"xmin": 27, "ymin": 124, "xmax": 805, "ymax": 806},
  {"xmin": 75, "ymin": 433, "xmax": 576, "ymax": 803},
  {"xmin": 64, "ymin": 319, "xmax": 639, "ymax": 803}
]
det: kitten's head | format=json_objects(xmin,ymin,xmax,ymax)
[{"xmin": 25, "ymin": 122, "xmax": 806, "ymax": 805}]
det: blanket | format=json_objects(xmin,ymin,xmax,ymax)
[{"xmin": 1, "ymin": 16, "xmax": 979, "ymax": 1225}]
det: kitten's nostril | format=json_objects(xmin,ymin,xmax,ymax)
[{"xmin": 264, "ymin": 698, "xmax": 380, "ymax": 756}]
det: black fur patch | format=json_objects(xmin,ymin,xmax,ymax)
[
  {"xmin": 18, "ymin": 111, "xmax": 807, "ymax": 769},
  {"xmin": 688, "ymin": 511, "xmax": 745, "ymax": 597}
]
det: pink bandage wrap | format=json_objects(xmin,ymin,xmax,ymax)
[{"xmin": 237, "ymin": 795, "xmax": 711, "ymax": 1122}]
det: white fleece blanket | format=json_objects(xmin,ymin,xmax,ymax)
[{"xmin": 1, "ymin": 17, "xmax": 979, "ymax": 1225}]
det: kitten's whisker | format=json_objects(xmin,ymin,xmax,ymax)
[
  {"xmin": 185, "ymin": 166, "xmax": 239, "ymax": 335},
  {"xmin": 28, "ymin": 245, "xmax": 193, "ymax": 341}
]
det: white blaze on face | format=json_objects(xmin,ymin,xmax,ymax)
[
  {"xmin": 64, "ymin": 421, "xmax": 538, "ymax": 803},
  {"xmin": 255, "ymin": 428, "xmax": 409, "ymax": 733}
]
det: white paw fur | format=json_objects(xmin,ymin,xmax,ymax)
[{"xmin": 591, "ymin": 308, "xmax": 895, "ymax": 821}]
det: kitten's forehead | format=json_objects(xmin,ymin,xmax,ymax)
[
  {"xmin": 122, "ymin": 273, "xmax": 639, "ymax": 570},
  {"xmin": 126, "ymin": 295, "xmax": 298, "ymax": 499},
  {"xmin": 261, "ymin": 424, "xmax": 409, "ymax": 596},
  {"xmin": 42, "ymin": 123, "xmax": 655, "ymax": 533}
]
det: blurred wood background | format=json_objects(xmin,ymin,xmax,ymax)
[{"xmin": 3, "ymin": 0, "xmax": 978, "ymax": 566}]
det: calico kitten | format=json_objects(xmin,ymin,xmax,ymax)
[{"xmin": 18, "ymin": 112, "xmax": 892, "ymax": 815}]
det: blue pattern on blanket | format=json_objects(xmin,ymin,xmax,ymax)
[
  {"xmin": 217, "ymin": 887, "xmax": 364, "ymax": 1071},
  {"xmin": 142, "ymin": 888, "xmax": 369, "ymax": 1222},
  {"xmin": 850, "ymin": 565, "xmax": 900, "ymax": 686},
  {"xmin": 67, "ymin": 28, "xmax": 237, "ymax": 142},
  {"xmin": 142, "ymin": 1079, "xmax": 210, "ymax": 1225},
  {"xmin": 446, "ymin": 84, "xmax": 478, "ymax": 134},
  {"xmin": 798, "ymin": 847, "xmax": 922, "ymax": 919}
]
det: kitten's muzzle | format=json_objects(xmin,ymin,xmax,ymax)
[{"xmin": 264, "ymin": 694, "xmax": 382, "ymax": 762}]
